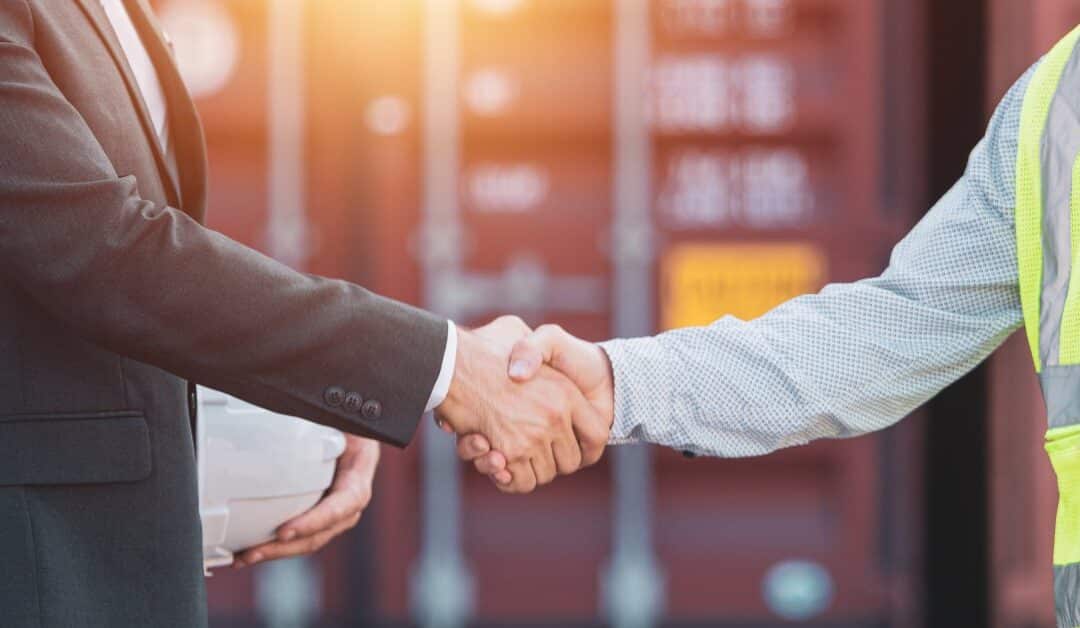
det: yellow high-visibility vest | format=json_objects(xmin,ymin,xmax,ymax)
[{"xmin": 1017, "ymin": 24, "xmax": 1080, "ymax": 628}]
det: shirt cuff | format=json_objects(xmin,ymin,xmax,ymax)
[
  {"xmin": 425, "ymin": 320, "xmax": 458, "ymax": 413},
  {"xmin": 598, "ymin": 339, "xmax": 643, "ymax": 446}
]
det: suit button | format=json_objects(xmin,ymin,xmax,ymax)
[
  {"xmin": 344, "ymin": 392, "xmax": 364, "ymax": 413},
  {"xmin": 362, "ymin": 399, "xmax": 382, "ymax": 420},
  {"xmin": 324, "ymin": 386, "xmax": 346, "ymax": 408}
]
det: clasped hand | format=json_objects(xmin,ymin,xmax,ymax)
[{"xmin": 434, "ymin": 316, "xmax": 616, "ymax": 494}]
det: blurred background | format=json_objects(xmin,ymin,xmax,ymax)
[{"xmin": 147, "ymin": 0, "xmax": 1077, "ymax": 626}]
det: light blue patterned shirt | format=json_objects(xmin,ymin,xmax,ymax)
[{"xmin": 600, "ymin": 64, "xmax": 1037, "ymax": 458}]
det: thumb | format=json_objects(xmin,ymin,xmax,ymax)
[{"xmin": 507, "ymin": 337, "xmax": 545, "ymax": 382}]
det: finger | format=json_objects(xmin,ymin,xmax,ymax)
[
  {"xmin": 456, "ymin": 433, "xmax": 492, "ymax": 461},
  {"xmin": 509, "ymin": 324, "xmax": 577, "ymax": 382},
  {"xmin": 275, "ymin": 483, "xmax": 368, "ymax": 542},
  {"xmin": 503, "ymin": 459, "xmax": 537, "ymax": 494},
  {"xmin": 507, "ymin": 337, "xmax": 546, "ymax": 381},
  {"xmin": 551, "ymin": 433, "xmax": 583, "ymax": 475},
  {"xmin": 472, "ymin": 316, "xmax": 532, "ymax": 352},
  {"xmin": 531, "ymin": 445, "xmax": 558, "ymax": 487},
  {"xmin": 571, "ymin": 397, "xmax": 609, "ymax": 467},
  {"xmin": 238, "ymin": 511, "xmax": 361, "ymax": 566},
  {"xmin": 493, "ymin": 469, "xmax": 512, "ymax": 485},
  {"xmin": 473, "ymin": 451, "xmax": 507, "ymax": 475},
  {"xmin": 239, "ymin": 511, "xmax": 361, "ymax": 566}
]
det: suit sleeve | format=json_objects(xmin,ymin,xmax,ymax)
[{"xmin": 0, "ymin": 2, "xmax": 445, "ymax": 447}]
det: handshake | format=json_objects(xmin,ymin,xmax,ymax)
[{"xmin": 434, "ymin": 316, "xmax": 615, "ymax": 494}]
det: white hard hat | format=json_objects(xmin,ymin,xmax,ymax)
[{"xmin": 197, "ymin": 387, "xmax": 346, "ymax": 570}]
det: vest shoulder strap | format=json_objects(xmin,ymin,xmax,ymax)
[{"xmin": 1017, "ymin": 25, "xmax": 1080, "ymax": 372}]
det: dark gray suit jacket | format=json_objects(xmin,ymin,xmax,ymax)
[{"xmin": 0, "ymin": 1, "xmax": 447, "ymax": 625}]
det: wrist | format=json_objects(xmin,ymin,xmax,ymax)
[
  {"xmin": 595, "ymin": 344, "xmax": 617, "ymax": 432},
  {"xmin": 436, "ymin": 326, "xmax": 482, "ymax": 427}
]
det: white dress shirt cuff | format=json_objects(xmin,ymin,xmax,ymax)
[{"xmin": 425, "ymin": 321, "xmax": 458, "ymax": 413}]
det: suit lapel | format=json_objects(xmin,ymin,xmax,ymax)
[
  {"xmin": 125, "ymin": 0, "xmax": 209, "ymax": 223},
  {"xmin": 73, "ymin": 0, "xmax": 182, "ymax": 208}
]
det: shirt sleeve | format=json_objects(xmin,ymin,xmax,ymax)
[
  {"xmin": 598, "ymin": 63, "xmax": 1036, "ymax": 458},
  {"xmin": 425, "ymin": 321, "xmax": 458, "ymax": 412}
]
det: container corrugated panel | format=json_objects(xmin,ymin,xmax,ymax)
[{"xmin": 642, "ymin": 1, "xmax": 922, "ymax": 624}]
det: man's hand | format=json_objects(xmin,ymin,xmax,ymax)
[
  {"xmin": 436, "ymin": 321, "xmax": 608, "ymax": 494},
  {"xmin": 234, "ymin": 435, "xmax": 379, "ymax": 567},
  {"xmin": 459, "ymin": 324, "xmax": 616, "ymax": 486},
  {"xmin": 509, "ymin": 324, "xmax": 615, "ymax": 425}
]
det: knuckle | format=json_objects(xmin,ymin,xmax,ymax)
[
  {"xmin": 468, "ymin": 434, "xmax": 489, "ymax": 454},
  {"xmin": 501, "ymin": 315, "xmax": 528, "ymax": 332},
  {"xmin": 528, "ymin": 429, "xmax": 548, "ymax": 448},
  {"xmin": 480, "ymin": 458, "xmax": 500, "ymax": 475},
  {"xmin": 283, "ymin": 519, "xmax": 307, "ymax": 535},
  {"xmin": 330, "ymin": 499, "xmax": 352, "ymax": 518},
  {"xmin": 541, "ymin": 394, "xmax": 566, "ymax": 419},
  {"xmin": 553, "ymin": 381, "xmax": 577, "ymax": 407},
  {"xmin": 503, "ymin": 441, "xmax": 525, "ymax": 461},
  {"xmin": 581, "ymin": 425, "xmax": 604, "ymax": 446}
]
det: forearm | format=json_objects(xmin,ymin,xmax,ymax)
[
  {"xmin": 0, "ymin": 9, "xmax": 446, "ymax": 444},
  {"xmin": 3, "ymin": 175, "xmax": 446, "ymax": 445},
  {"xmin": 602, "ymin": 271, "xmax": 1020, "ymax": 457},
  {"xmin": 445, "ymin": 36, "xmax": 1044, "ymax": 493},
  {"xmin": 600, "ymin": 60, "xmax": 1034, "ymax": 456}
]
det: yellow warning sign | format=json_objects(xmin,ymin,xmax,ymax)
[{"xmin": 661, "ymin": 243, "xmax": 827, "ymax": 329}]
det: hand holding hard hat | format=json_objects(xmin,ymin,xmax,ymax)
[
  {"xmin": 197, "ymin": 387, "xmax": 377, "ymax": 571},
  {"xmin": 235, "ymin": 434, "xmax": 378, "ymax": 568}
]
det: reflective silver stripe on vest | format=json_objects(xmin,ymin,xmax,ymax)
[
  {"xmin": 1042, "ymin": 43, "xmax": 1080, "ymax": 369},
  {"xmin": 1057, "ymin": 563, "xmax": 1080, "ymax": 628},
  {"xmin": 1043, "ymin": 367, "xmax": 1080, "ymax": 429}
]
